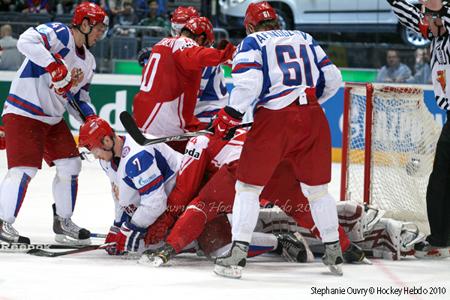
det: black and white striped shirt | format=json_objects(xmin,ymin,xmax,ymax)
[{"xmin": 388, "ymin": 0, "xmax": 450, "ymax": 110}]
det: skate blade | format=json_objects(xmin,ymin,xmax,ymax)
[
  {"xmin": 55, "ymin": 234, "xmax": 91, "ymax": 246},
  {"xmin": 328, "ymin": 264, "xmax": 343, "ymax": 276},
  {"xmin": 138, "ymin": 254, "xmax": 164, "ymax": 267},
  {"xmin": 213, "ymin": 264, "xmax": 243, "ymax": 279}
]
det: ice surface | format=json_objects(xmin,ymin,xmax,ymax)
[{"xmin": 0, "ymin": 152, "xmax": 448, "ymax": 300}]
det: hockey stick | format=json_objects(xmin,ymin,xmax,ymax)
[
  {"xmin": 0, "ymin": 243, "xmax": 88, "ymax": 254},
  {"xmin": 27, "ymin": 242, "xmax": 114, "ymax": 257},
  {"xmin": 119, "ymin": 111, "xmax": 253, "ymax": 146},
  {"xmin": 65, "ymin": 91, "xmax": 87, "ymax": 122},
  {"xmin": 90, "ymin": 232, "xmax": 107, "ymax": 239}
]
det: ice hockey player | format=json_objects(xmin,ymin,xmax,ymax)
[
  {"xmin": 137, "ymin": 6, "xmax": 229, "ymax": 127},
  {"xmin": 0, "ymin": 2, "xmax": 108, "ymax": 245},
  {"xmin": 139, "ymin": 129, "xmax": 364, "ymax": 271},
  {"xmin": 140, "ymin": 159, "xmax": 365, "ymax": 271},
  {"xmin": 78, "ymin": 116, "xmax": 182, "ymax": 255},
  {"xmin": 212, "ymin": 2, "xmax": 344, "ymax": 277},
  {"xmin": 132, "ymin": 16, "xmax": 235, "ymax": 139},
  {"xmin": 79, "ymin": 117, "xmax": 309, "ymax": 260}
]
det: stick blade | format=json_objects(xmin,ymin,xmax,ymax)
[
  {"xmin": 119, "ymin": 111, "xmax": 147, "ymax": 145},
  {"xmin": 27, "ymin": 249, "xmax": 59, "ymax": 257}
]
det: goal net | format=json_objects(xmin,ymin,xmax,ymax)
[{"xmin": 340, "ymin": 83, "xmax": 441, "ymax": 233}]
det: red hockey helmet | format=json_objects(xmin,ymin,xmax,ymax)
[
  {"xmin": 171, "ymin": 6, "xmax": 199, "ymax": 24},
  {"xmin": 78, "ymin": 117, "xmax": 114, "ymax": 151},
  {"xmin": 183, "ymin": 16, "xmax": 215, "ymax": 47},
  {"xmin": 244, "ymin": 1, "xmax": 278, "ymax": 29},
  {"xmin": 72, "ymin": 2, "xmax": 109, "ymax": 28},
  {"xmin": 171, "ymin": 6, "xmax": 200, "ymax": 37}
]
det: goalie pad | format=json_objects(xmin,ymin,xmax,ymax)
[
  {"xmin": 336, "ymin": 201, "xmax": 385, "ymax": 242},
  {"xmin": 356, "ymin": 218, "xmax": 425, "ymax": 260},
  {"xmin": 255, "ymin": 207, "xmax": 322, "ymax": 251}
]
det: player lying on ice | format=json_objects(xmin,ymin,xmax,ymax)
[{"xmin": 77, "ymin": 117, "xmax": 315, "ymax": 261}]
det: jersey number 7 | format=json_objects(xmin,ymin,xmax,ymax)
[{"xmin": 275, "ymin": 45, "xmax": 313, "ymax": 87}]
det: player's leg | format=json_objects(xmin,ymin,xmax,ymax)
[
  {"xmin": 418, "ymin": 113, "xmax": 450, "ymax": 258},
  {"xmin": 44, "ymin": 120, "xmax": 90, "ymax": 245},
  {"xmin": 293, "ymin": 105, "xmax": 343, "ymax": 275},
  {"xmin": 261, "ymin": 160, "xmax": 363, "ymax": 262},
  {"xmin": 215, "ymin": 107, "xmax": 288, "ymax": 278},
  {"xmin": 0, "ymin": 114, "xmax": 45, "ymax": 244},
  {"xmin": 200, "ymin": 215, "xmax": 307, "ymax": 262},
  {"xmin": 139, "ymin": 162, "xmax": 238, "ymax": 266}
]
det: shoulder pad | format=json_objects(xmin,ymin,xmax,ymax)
[{"xmin": 173, "ymin": 37, "xmax": 198, "ymax": 52}]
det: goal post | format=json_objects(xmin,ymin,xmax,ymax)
[{"xmin": 340, "ymin": 83, "xmax": 441, "ymax": 233}]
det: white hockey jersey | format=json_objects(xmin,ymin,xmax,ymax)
[
  {"xmin": 229, "ymin": 30, "xmax": 342, "ymax": 113},
  {"xmin": 2, "ymin": 22, "xmax": 96, "ymax": 125},
  {"xmin": 195, "ymin": 66, "xmax": 229, "ymax": 123},
  {"xmin": 99, "ymin": 135, "xmax": 182, "ymax": 228}
]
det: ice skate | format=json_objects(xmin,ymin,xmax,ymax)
[
  {"xmin": 322, "ymin": 241, "xmax": 344, "ymax": 276},
  {"xmin": 138, "ymin": 244, "xmax": 176, "ymax": 267},
  {"xmin": 343, "ymin": 243, "xmax": 371, "ymax": 264},
  {"xmin": 275, "ymin": 232, "xmax": 313, "ymax": 263},
  {"xmin": 214, "ymin": 241, "xmax": 248, "ymax": 279},
  {"xmin": 414, "ymin": 241, "xmax": 449, "ymax": 259},
  {"xmin": 52, "ymin": 204, "xmax": 91, "ymax": 245},
  {"xmin": 0, "ymin": 219, "xmax": 30, "ymax": 244}
]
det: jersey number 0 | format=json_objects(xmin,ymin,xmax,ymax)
[{"xmin": 140, "ymin": 53, "xmax": 161, "ymax": 92}]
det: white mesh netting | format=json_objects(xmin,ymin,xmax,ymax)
[{"xmin": 343, "ymin": 84, "xmax": 441, "ymax": 233}]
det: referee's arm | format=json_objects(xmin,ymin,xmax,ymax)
[{"xmin": 387, "ymin": 0, "xmax": 430, "ymax": 37}]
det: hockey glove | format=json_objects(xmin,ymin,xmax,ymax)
[
  {"xmin": 137, "ymin": 47, "xmax": 152, "ymax": 67},
  {"xmin": 0, "ymin": 126, "xmax": 5, "ymax": 150},
  {"xmin": 144, "ymin": 212, "xmax": 176, "ymax": 245},
  {"xmin": 212, "ymin": 106, "xmax": 243, "ymax": 140},
  {"xmin": 115, "ymin": 222, "xmax": 147, "ymax": 254},
  {"xmin": 45, "ymin": 53, "xmax": 72, "ymax": 96},
  {"xmin": 221, "ymin": 42, "xmax": 237, "ymax": 61},
  {"xmin": 104, "ymin": 225, "xmax": 121, "ymax": 255}
]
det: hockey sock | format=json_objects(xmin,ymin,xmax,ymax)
[
  {"xmin": 0, "ymin": 167, "xmax": 37, "ymax": 223},
  {"xmin": 52, "ymin": 158, "xmax": 81, "ymax": 218},
  {"xmin": 302, "ymin": 183, "xmax": 339, "ymax": 244},
  {"xmin": 231, "ymin": 180, "xmax": 263, "ymax": 243}
]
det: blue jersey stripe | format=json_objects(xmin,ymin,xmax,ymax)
[
  {"xmin": 20, "ymin": 60, "xmax": 47, "ymax": 78},
  {"xmin": 257, "ymin": 88, "xmax": 297, "ymax": 106},
  {"xmin": 239, "ymin": 36, "xmax": 261, "ymax": 53},
  {"xmin": 154, "ymin": 149, "xmax": 174, "ymax": 181}
]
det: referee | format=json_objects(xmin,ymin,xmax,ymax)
[{"xmin": 387, "ymin": 0, "xmax": 449, "ymax": 258}]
